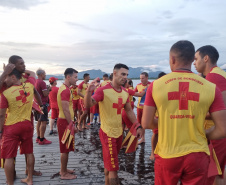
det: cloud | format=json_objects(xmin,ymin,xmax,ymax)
[
  {"xmin": 220, "ymin": 64, "xmax": 226, "ymax": 69},
  {"xmin": 65, "ymin": 22, "xmax": 109, "ymax": 34},
  {"xmin": 0, "ymin": 0, "xmax": 47, "ymax": 9}
]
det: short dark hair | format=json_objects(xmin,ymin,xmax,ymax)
[
  {"xmin": 170, "ymin": 40, "xmax": 195, "ymax": 64},
  {"xmin": 9, "ymin": 68, "xmax": 22, "ymax": 79},
  {"xmin": 196, "ymin": 45, "xmax": 219, "ymax": 64},
  {"xmin": 64, "ymin": 68, "xmax": 78, "ymax": 78},
  {"xmin": 141, "ymin": 72, "xmax": 148, "ymax": 77},
  {"xmin": 114, "ymin": 63, "xmax": 129, "ymax": 70},
  {"xmin": 158, "ymin": 72, "xmax": 166, "ymax": 78},
  {"xmin": 8, "ymin": 55, "xmax": 22, "ymax": 64},
  {"xmin": 109, "ymin": 73, "xmax": 113, "ymax": 81},
  {"xmin": 83, "ymin": 73, "xmax": 89, "ymax": 79},
  {"xmin": 103, "ymin": 74, "xmax": 108, "ymax": 78},
  {"xmin": 127, "ymin": 78, "xmax": 133, "ymax": 86}
]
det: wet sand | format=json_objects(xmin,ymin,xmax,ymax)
[{"xmin": 0, "ymin": 122, "xmax": 155, "ymax": 185}]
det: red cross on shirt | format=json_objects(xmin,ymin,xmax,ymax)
[
  {"xmin": 113, "ymin": 98, "xmax": 124, "ymax": 114},
  {"xmin": 168, "ymin": 82, "xmax": 199, "ymax": 110},
  {"xmin": 16, "ymin": 90, "xmax": 30, "ymax": 103}
]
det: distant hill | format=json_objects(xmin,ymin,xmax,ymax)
[{"xmin": 46, "ymin": 67, "xmax": 163, "ymax": 80}]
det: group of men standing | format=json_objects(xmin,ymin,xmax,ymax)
[{"xmin": 0, "ymin": 40, "xmax": 226, "ymax": 185}]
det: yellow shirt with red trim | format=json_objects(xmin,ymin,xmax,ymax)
[
  {"xmin": 144, "ymin": 71, "xmax": 226, "ymax": 158},
  {"xmin": 134, "ymin": 82, "xmax": 151, "ymax": 109},
  {"xmin": 70, "ymin": 86, "xmax": 80, "ymax": 100},
  {"xmin": 100, "ymin": 80, "xmax": 111, "ymax": 87},
  {"xmin": 78, "ymin": 81, "xmax": 89, "ymax": 99},
  {"xmin": 57, "ymin": 84, "xmax": 74, "ymax": 120},
  {"xmin": 204, "ymin": 66, "xmax": 226, "ymax": 129},
  {"xmin": 0, "ymin": 77, "xmax": 36, "ymax": 126},
  {"xmin": 92, "ymin": 83, "xmax": 129, "ymax": 138},
  {"xmin": 126, "ymin": 88, "xmax": 135, "ymax": 104}
]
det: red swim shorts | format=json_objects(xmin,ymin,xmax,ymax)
[
  {"xmin": 205, "ymin": 138, "xmax": 226, "ymax": 185},
  {"xmin": 73, "ymin": 99, "xmax": 81, "ymax": 110},
  {"xmin": 57, "ymin": 118, "xmax": 74, "ymax": 153},
  {"xmin": 1, "ymin": 120, "xmax": 33, "ymax": 159},
  {"xmin": 99, "ymin": 128, "xmax": 123, "ymax": 171},
  {"xmin": 154, "ymin": 152, "xmax": 209, "ymax": 185},
  {"xmin": 90, "ymin": 104, "xmax": 99, "ymax": 114},
  {"xmin": 79, "ymin": 99, "xmax": 89, "ymax": 112},
  {"xmin": 136, "ymin": 107, "xmax": 143, "ymax": 123},
  {"xmin": 51, "ymin": 108, "xmax": 59, "ymax": 119}
]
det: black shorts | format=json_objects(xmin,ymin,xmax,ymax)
[{"xmin": 35, "ymin": 105, "xmax": 49, "ymax": 122}]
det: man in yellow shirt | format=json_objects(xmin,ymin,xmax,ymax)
[
  {"xmin": 57, "ymin": 68, "xmax": 78, "ymax": 180},
  {"xmin": 0, "ymin": 68, "xmax": 36, "ymax": 185},
  {"xmin": 194, "ymin": 45, "xmax": 226, "ymax": 184},
  {"xmin": 85, "ymin": 63, "xmax": 144, "ymax": 185},
  {"xmin": 78, "ymin": 73, "xmax": 90, "ymax": 131},
  {"xmin": 142, "ymin": 40, "xmax": 226, "ymax": 185},
  {"xmin": 134, "ymin": 72, "xmax": 151, "ymax": 144}
]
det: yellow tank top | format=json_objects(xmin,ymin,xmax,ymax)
[{"xmin": 152, "ymin": 72, "xmax": 216, "ymax": 158}]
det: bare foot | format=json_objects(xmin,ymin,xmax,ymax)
[
  {"xmin": 25, "ymin": 170, "xmax": 42, "ymax": 176},
  {"xmin": 33, "ymin": 170, "xmax": 42, "ymax": 176},
  {"xmin": 60, "ymin": 169, "xmax": 75, "ymax": 175},
  {"xmin": 67, "ymin": 169, "xmax": 75, "ymax": 174},
  {"xmin": 77, "ymin": 124, "xmax": 83, "ymax": 132},
  {"xmin": 149, "ymin": 153, "xmax": 155, "ymax": 161},
  {"xmin": 82, "ymin": 126, "xmax": 89, "ymax": 129},
  {"xmin": 60, "ymin": 172, "xmax": 77, "ymax": 180},
  {"xmin": 21, "ymin": 178, "xmax": 33, "ymax": 185}
]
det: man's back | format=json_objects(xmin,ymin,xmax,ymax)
[{"xmin": 149, "ymin": 70, "xmax": 219, "ymax": 158}]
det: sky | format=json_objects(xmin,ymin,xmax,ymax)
[{"xmin": 0, "ymin": 0, "xmax": 226, "ymax": 74}]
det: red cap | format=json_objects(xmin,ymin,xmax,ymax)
[{"xmin": 49, "ymin": 77, "xmax": 58, "ymax": 83}]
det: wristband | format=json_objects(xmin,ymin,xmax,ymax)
[{"xmin": 136, "ymin": 125, "xmax": 142, "ymax": 130}]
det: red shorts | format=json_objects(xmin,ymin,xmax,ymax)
[
  {"xmin": 73, "ymin": 99, "xmax": 81, "ymax": 110},
  {"xmin": 90, "ymin": 104, "xmax": 99, "ymax": 114},
  {"xmin": 137, "ymin": 107, "xmax": 143, "ymax": 123},
  {"xmin": 99, "ymin": 128, "xmax": 123, "ymax": 171},
  {"xmin": 131, "ymin": 101, "xmax": 134, "ymax": 110},
  {"xmin": 79, "ymin": 99, "xmax": 89, "ymax": 112},
  {"xmin": 51, "ymin": 108, "xmax": 59, "ymax": 119},
  {"xmin": 209, "ymin": 139, "xmax": 226, "ymax": 179},
  {"xmin": 122, "ymin": 109, "xmax": 133, "ymax": 129},
  {"xmin": 1, "ymin": 121, "xmax": 33, "ymax": 159},
  {"xmin": 57, "ymin": 118, "xmax": 74, "ymax": 153},
  {"xmin": 155, "ymin": 152, "xmax": 209, "ymax": 185},
  {"xmin": 153, "ymin": 129, "xmax": 158, "ymax": 134}
]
